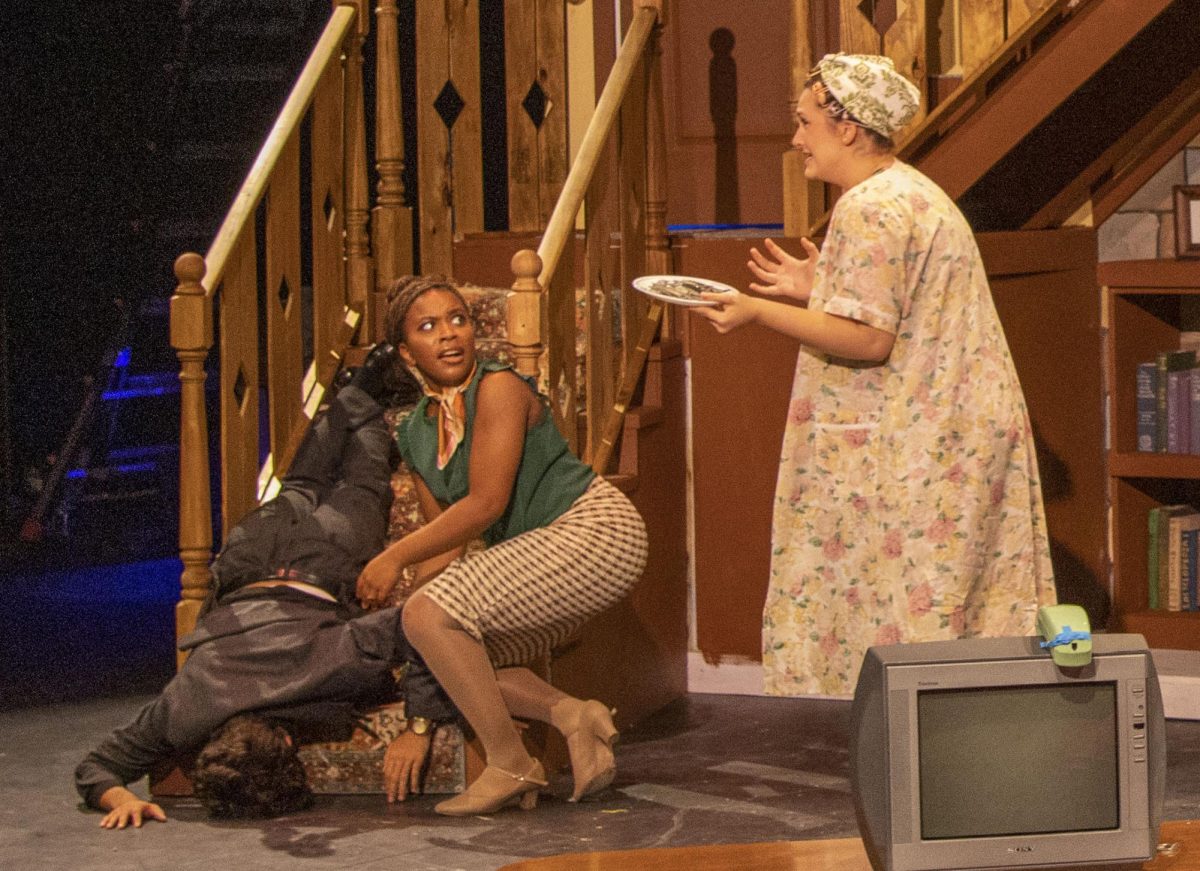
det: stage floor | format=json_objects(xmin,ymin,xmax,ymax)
[{"xmin": 6, "ymin": 692, "xmax": 1200, "ymax": 870}]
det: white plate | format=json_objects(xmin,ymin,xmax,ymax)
[{"xmin": 632, "ymin": 275, "xmax": 736, "ymax": 307}]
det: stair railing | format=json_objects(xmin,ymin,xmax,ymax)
[
  {"xmin": 509, "ymin": 0, "xmax": 669, "ymax": 473},
  {"xmin": 786, "ymin": 0, "xmax": 1093, "ymax": 237},
  {"xmin": 169, "ymin": 0, "xmax": 411, "ymax": 649}
]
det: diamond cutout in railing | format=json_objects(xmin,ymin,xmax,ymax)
[
  {"xmin": 522, "ymin": 80, "xmax": 547, "ymax": 129},
  {"xmin": 277, "ymin": 276, "xmax": 291, "ymax": 312},
  {"xmin": 233, "ymin": 366, "xmax": 247, "ymax": 409},
  {"xmin": 858, "ymin": 0, "xmax": 897, "ymax": 36},
  {"xmin": 434, "ymin": 80, "xmax": 465, "ymax": 129},
  {"xmin": 323, "ymin": 190, "xmax": 336, "ymax": 229}
]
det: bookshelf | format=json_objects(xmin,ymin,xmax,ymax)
[{"xmin": 1104, "ymin": 259, "xmax": 1200, "ymax": 649}]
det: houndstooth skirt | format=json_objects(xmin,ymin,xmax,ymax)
[{"xmin": 419, "ymin": 476, "xmax": 648, "ymax": 667}]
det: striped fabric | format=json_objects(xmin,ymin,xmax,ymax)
[{"xmin": 420, "ymin": 477, "xmax": 648, "ymax": 667}]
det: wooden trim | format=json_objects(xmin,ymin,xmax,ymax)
[
  {"xmin": 839, "ymin": 0, "xmax": 881, "ymax": 55},
  {"xmin": 976, "ymin": 226, "xmax": 1097, "ymax": 275},
  {"xmin": 218, "ymin": 225, "xmax": 260, "ymax": 534},
  {"xmin": 898, "ymin": 0, "xmax": 1076, "ymax": 165},
  {"xmin": 265, "ymin": 131, "xmax": 304, "ymax": 477},
  {"xmin": 912, "ymin": 0, "xmax": 1175, "ymax": 200},
  {"xmin": 447, "ymin": 0, "xmax": 484, "ymax": 235},
  {"xmin": 416, "ymin": 0, "xmax": 453, "ymax": 275},
  {"xmin": 1030, "ymin": 66, "xmax": 1200, "ymax": 230},
  {"xmin": 535, "ymin": 0, "xmax": 568, "ymax": 230},
  {"xmin": 882, "ymin": 0, "xmax": 927, "ymax": 129},
  {"xmin": 1098, "ymin": 259, "xmax": 1200, "ymax": 288},
  {"xmin": 505, "ymin": 0, "xmax": 540, "ymax": 232},
  {"xmin": 311, "ymin": 61, "xmax": 347, "ymax": 371}
]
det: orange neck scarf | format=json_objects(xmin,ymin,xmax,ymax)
[{"xmin": 417, "ymin": 362, "xmax": 478, "ymax": 470}]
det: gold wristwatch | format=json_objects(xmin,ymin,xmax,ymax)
[{"xmin": 409, "ymin": 716, "xmax": 433, "ymax": 736}]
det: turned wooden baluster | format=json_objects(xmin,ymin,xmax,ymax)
[
  {"xmin": 372, "ymin": 0, "xmax": 414, "ymax": 337},
  {"xmin": 340, "ymin": 0, "xmax": 373, "ymax": 339},
  {"xmin": 644, "ymin": 10, "xmax": 670, "ymax": 330},
  {"xmin": 508, "ymin": 249, "xmax": 545, "ymax": 385},
  {"xmin": 170, "ymin": 253, "xmax": 214, "ymax": 660}
]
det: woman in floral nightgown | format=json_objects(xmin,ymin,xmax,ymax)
[{"xmin": 694, "ymin": 54, "xmax": 1056, "ymax": 696}]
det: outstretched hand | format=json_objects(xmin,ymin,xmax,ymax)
[
  {"xmin": 747, "ymin": 237, "xmax": 819, "ymax": 303},
  {"xmin": 100, "ymin": 798, "xmax": 167, "ymax": 830},
  {"xmin": 383, "ymin": 729, "xmax": 432, "ymax": 802}
]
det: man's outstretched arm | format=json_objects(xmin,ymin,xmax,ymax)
[{"xmin": 75, "ymin": 697, "xmax": 175, "ymax": 828}]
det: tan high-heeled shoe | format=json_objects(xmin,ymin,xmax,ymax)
[
  {"xmin": 434, "ymin": 761, "xmax": 548, "ymax": 816},
  {"xmin": 565, "ymin": 700, "xmax": 619, "ymax": 802}
]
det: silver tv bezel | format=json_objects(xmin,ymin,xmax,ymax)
[{"xmin": 885, "ymin": 653, "xmax": 1153, "ymax": 871}]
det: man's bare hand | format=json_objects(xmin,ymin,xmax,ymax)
[
  {"xmin": 100, "ymin": 798, "xmax": 167, "ymax": 830},
  {"xmin": 383, "ymin": 729, "xmax": 432, "ymax": 803}
]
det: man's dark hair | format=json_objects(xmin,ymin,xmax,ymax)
[{"xmin": 192, "ymin": 714, "xmax": 313, "ymax": 818}]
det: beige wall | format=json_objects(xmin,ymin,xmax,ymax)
[{"xmin": 1100, "ymin": 133, "xmax": 1200, "ymax": 261}]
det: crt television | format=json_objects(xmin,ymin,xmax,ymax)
[{"xmin": 851, "ymin": 634, "xmax": 1164, "ymax": 871}]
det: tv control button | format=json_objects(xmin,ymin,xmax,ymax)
[
  {"xmin": 1133, "ymin": 701, "xmax": 1146, "ymax": 717},
  {"xmin": 1133, "ymin": 751, "xmax": 1147, "ymax": 762},
  {"xmin": 1133, "ymin": 737, "xmax": 1146, "ymax": 750}
]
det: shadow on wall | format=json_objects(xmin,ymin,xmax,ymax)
[
  {"xmin": 1034, "ymin": 424, "xmax": 1112, "ymax": 630},
  {"xmin": 710, "ymin": 28, "xmax": 739, "ymax": 224}
]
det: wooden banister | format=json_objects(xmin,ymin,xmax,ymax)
[
  {"xmin": 509, "ymin": 0, "xmax": 667, "ymax": 469},
  {"xmin": 897, "ymin": 0, "xmax": 1088, "ymax": 166},
  {"xmin": 202, "ymin": 4, "xmax": 356, "ymax": 292},
  {"xmin": 172, "ymin": 2, "xmax": 368, "ymax": 642},
  {"xmin": 534, "ymin": 4, "xmax": 659, "ymax": 287}
]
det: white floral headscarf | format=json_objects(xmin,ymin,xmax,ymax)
[{"xmin": 813, "ymin": 53, "xmax": 920, "ymax": 138}]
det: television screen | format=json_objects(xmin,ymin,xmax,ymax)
[
  {"xmin": 851, "ymin": 635, "xmax": 1164, "ymax": 871},
  {"xmin": 918, "ymin": 684, "xmax": 1118, "ymax": 839}
]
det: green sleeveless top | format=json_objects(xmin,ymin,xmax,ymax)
[{"xmin": 395, "ymin": 360, "xmax": 595, "ymax": 546}]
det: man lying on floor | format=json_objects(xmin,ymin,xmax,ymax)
[{"xmin": 74, "ymin": 349, "xmax": 458, "ymax": 828}]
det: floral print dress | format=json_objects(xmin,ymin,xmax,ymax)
[{"xmin": 763, "ymin": 161, "xmax": 1056, "ymax": 697}]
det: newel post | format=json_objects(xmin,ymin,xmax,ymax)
[
  {"xmin": 509, "ymin": 250, "xmax": 545, "ymax": 383},
  {"xmin": 170, "ymin": 252, "xmax": 214, "ymax": 663}
]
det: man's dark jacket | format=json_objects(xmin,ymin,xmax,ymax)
[{"xmin": 74, "ymin": 586, "xmax": 453, "ymax": 808}]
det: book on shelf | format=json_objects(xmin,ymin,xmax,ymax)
[
  {"xmin": 1167, "ymin": 512, "xmax": 1200, "ymax": 612},
  {"xmin": 1155, "ymin": 350, "xmax": 1196, "ymax": 452},
  {"xmin": 1185, "ymin": 527, "xmax": 1198, "ymax": 611},
  {"xmin": 1191, "ymin": 369, "xmax": 1200, "ymax": 455},
  {"xmin": 1149, "ymin": 504, "xmax": 1193, "ymax": 610},
  {"xmin": 1137, "ymin": 362, "xmax": 1157, "ymax": 451},
  {"xmin": 1168, "ymin": 369, "xmax": 1192, "ymax": 453}
]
